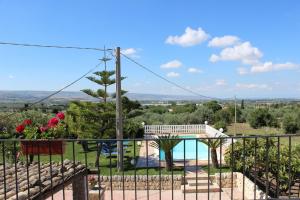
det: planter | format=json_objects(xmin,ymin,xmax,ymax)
[{"xmin": 21, "ymin": 140, "xmax": 66, "ymax": 155}]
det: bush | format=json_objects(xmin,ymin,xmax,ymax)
[
  {"xmin": 282, "ymin": 114, "xmax": 299, "ymax": 134},
  {"xmin": 225, "ymin": 138, "xmax": 300, "ymax": 192},
  {"xmin": 214, "ymin": 109, "xmax": 231, "ymax": 124},
  {"xmin": 214, "ymin": 121, "xmax": 227, "ymax": 132},
  {"xmin": 203, "ymin": 101, "xmax": 222, "ymax": 113},
  {"xmin": 247, "ymin": 108, "xmax": 278, "ymax": 128}
]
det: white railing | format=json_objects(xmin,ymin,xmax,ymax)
[
  {"xmin": 144, "ymin": 124, "xmax": 206, "ymax": 135},
  {"xmin": 144, "ymin": 124, "xmax": 233, "ymax": 145},
  {"xmin": 205, "ymin": 125, "xmax": 233, "ymax": 145}
]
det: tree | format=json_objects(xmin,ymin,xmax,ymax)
[
  {"xmin": 282, "ymin": 113, "xmax": 298, "ymax": 134},
  {"xmin": 194, "ymin": 106, "xmax": 215, "ymax": 124},
  {"xmin": 214, "ymin": 109, "xmax": 232, "ymax": 124},
  {"xmin": 248, "ymin": 108, "xmax": 278, "ymax": 129},
  {"xmin": 214, "ymin": 121, "xmax": 227, "ymax": 132},
  {"xmin": 200, "ymin": 137, "xmax": 225, "ymax": 168},
  {"xmin": 66, "ymin": 101, "xmax": 116, "ymax": 166},
  {"xmin": 203, "ymin": 101, "xmax": 222, "ymax": 113},
  {"xmin": 151, "ymin": 134, "xmax": 181, "ymax": 171},
  {"xmin": 241, "ymin": 99, "xmax": 245, "ymax": 109},
  {"xmin": 81, "ymin": 70, "xmax": 124, "ymax": 102}
]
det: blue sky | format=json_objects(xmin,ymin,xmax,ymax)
[{"xmin": 0, "ymin": 0, "xmax": 300, "ymax": 98}]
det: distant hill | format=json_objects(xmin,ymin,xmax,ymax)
[
  {"xmin": 0, "ymin": 90, "xmax": 299, "ymax": 104},
  {"xmin": 0, "ymin": 90, "xmax": 205, "ymax": 103}
]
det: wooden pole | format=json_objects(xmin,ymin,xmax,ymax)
[{"xmin": 116, "ymin": 47, "xmax": 123, "ymax": 171}]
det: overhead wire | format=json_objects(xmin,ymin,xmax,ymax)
[
  {"xmin": 0, "ymin": 41, "xmax": 111, "ymax": 51},
  {"xmin": 119, "ymin": 52, "xmax": 221, "ymax": 100},
  {"xmin": 0, "ymin": 61, "xmax": 103, "ymax": 121}
]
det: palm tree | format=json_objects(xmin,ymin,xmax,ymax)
[
  {"xmin": 200, "ymin": 136, "xmax": 226, "ymax": 168},
  {"xmin": 151, "ymin": 134, "xmax": 181, "ymax": 171}
]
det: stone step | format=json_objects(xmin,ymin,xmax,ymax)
[
  {"xmin": 181, "ymin": 184, "xmax": 221, "ymax": 193},
  {"xmin": 185, "ymin": 174, "xmax": 214, "ymax": 181},
  {"xmin": 187, "ymin": 179, "xmax": 213, "ymax": 186}
]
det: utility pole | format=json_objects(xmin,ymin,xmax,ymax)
[
  {"xmin": 115, "ymin": 47, "xmax": 123, "ymax": 171},
  {"xmin": 234, "ymin": 95, "xmax": 237, "ymax": 136}
]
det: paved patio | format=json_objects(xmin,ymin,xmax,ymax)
[{"xmin": 48, "ymin": 188, "xmax": 245, "ymax": 200}]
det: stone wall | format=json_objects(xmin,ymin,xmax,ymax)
[
  {"xmin": 93, "ymin": 175, "xmax": 182, "ymax": 190},
  {"xmin": 214, "ymin": 172, "xmax": 268, "ymax": 199}
]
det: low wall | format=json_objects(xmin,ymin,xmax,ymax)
[
  {"xmin": 215, "ymin": 172, "xmax": 267, "ymax": 199},
  {"xmin": 95, "ymin": 175, "xmax": 182, "ymax": 190}
]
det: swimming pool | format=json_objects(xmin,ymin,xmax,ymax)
[{"xmin": 159, "ymin": 135, "xmax": 208, "ymax": 160}]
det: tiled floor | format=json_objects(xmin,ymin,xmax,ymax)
[{"xmin": 49, "ymin": 188, "xmax": 245, "ymax": 200}]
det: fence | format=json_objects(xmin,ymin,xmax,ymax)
[
  {"xmin": 0, "ymin": 135, "xmax": 299, "ymax": 199},
  {"xmin": 144, "ymin": 124, "xmax": 206, "ymax": 135}
]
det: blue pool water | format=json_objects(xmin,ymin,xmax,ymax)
[{"xmin": 159, "ymin": 135, "xmax": 208, "ymax": 160}]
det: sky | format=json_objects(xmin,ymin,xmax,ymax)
[{"xmin": 0, "ymin": 0, "xmax": 300, "ymax": 99}]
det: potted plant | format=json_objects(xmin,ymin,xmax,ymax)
[{"xmin": 16, "ymin": 112, "xmax": 68, "ymax": 155}]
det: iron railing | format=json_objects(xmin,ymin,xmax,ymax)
[{"xmin": 0, "ymin": 134, "xmax": 300, "ymax": 200}]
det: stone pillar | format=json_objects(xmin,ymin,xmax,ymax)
[{"xmin": 72, "ymin": 175, "xmax": 88, "ymax": 200}]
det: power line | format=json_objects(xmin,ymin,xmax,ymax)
[
  {"xmin": 120, "ymin": 52, "xmax": 220, "ymax": 100},
  {"xmin": 0, "ymin": 61, "xmax": 103, "ymax": 121},
  {"xmin": 0, "ymin": 41, "xmax": 112, "ymax": 52}
]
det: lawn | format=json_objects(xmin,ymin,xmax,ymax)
[
  {"xmin": 2, "ymin": 141, "xmax": 183, "ymax": 176},
  {"xmin": 226, "ymin": 123, "xmax": 300, "ymax": 147}
]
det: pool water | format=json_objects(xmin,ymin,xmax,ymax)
[{"xmin": 159, "ymin": 135, "xmax": 208, "ymax": 160}]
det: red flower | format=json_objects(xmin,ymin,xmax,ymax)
[
  {"xmin": 16, "ymin": 124, "xmax": 25, "ymax": 133},
  {"xmin": 39, "ymin": 126, "xmax": 48, "ymax": 133},
  {"xmin": 23, "ymin": 119, "xmax": 32, "ymax": 126},
  {"xmin": 48, "ymin": 117, "xmax": 59, "ymax": 127},
  {"xmin": 56, "ymin": 112, "xmax": 65, "ymax": 120}
]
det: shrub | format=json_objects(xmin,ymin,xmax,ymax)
[
  {"xmin": 282, "ymin": 113, "xmax": 298, "ymax": 134},
  {"xmin": 203, "ymin": 101, "xmax": 222, "ymax": 113},
  {"xmin": 214, "ymin": 121, "xmax": 227, "ymax": 132},
  {"xmin": 247, "ymin": 108, "xmax": 278, "ymax": 128},
  {"xmin": 214, "ymin": 109, "xmax": 231, "ymax": 124}
]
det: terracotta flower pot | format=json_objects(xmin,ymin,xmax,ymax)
[{"xmin": 21, "ymin": 140, "xmax": 66, "ymax": 155}]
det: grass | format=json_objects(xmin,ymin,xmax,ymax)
[
  {"xmin": 2, "ymin": 141, "xmax": 183, "ymax": 175},
  {"xmin": 202, "ymin": 166, "xmax": 231, "ymax": 175},
  {"xmin": 226, "ymin": 122, "xmax": 300, "ymax": 147}
]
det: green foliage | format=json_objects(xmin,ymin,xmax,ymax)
[
  {"xmin": 225, "ymin": 138, "xmax": 300, "ymax": 192},
  {"xmin": 248, "ymin": 108, "xmax": 278, "ymax": 129},
  {"xmin": 66, "ymin": 101, "xmax": 116, "ymax": 139},
  {"xmin": 148, "ymin": 105, "xmax": 168, "ymax": 114},
  {"xmin": 194, "ymin": 106, "xmax": 215, "ymax": 124},
  {"xmin": 122, "ymin": 96, "xmax": 141, "ymax": 114},
  {"xmin": 203, "ymin": 101, "xmax": 222, "ymax": 113},
  {"xmin": 151, "ymin": 134, "xmax": 181, "ymax": 171},
  {"xmin": 241, "ymin": 99, "xmax": 245, "ymax": 109},
  {"xmin": 214, "ymin": 121, "xmax": 227, "ymax": 132},
  {"xmin": 171, "ymin": 104, "xmax": 197, "ymax": 114},
  {"xmin": 215, "ymin": 109, "xmax": 232, "ymax": 124},
  {"xmin": 282, "ymin": 113, "xmax": 299, "ymax": 134},
  {"xmin": 124, "ymin": 119, "xmax": 144, "ymax": 138},
  {"xmin": 82, "ymin": 69, "xmax": 126, "ymax": 102}
]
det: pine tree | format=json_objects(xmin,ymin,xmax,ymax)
[{"xmin": 241, "ymin": 99, "xmax": 245, "ymax": 109}]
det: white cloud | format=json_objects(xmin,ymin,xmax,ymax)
[
  {"xmin": 250, "ymin": 62, "xmax": 298, "ymax": 73},
  {"xmin": 165, "ymin": 27, "xmax": 210, "ymax": 47},
  {"xmin": 121, "ymin": 48, "xmax": 139, "ymax": 57},
  {"xmin": 236, "ymin": 83, "xmax": 272, "ymax": 90},
  {"xmin": 8, "ymin": 75, "xmax": 15, "ymax": 79},
  {"xmin": 208, "ymin": 35, "xmax": 240, "ymax": 48},
  {"xmin": 209, "ymin": 42, "xmax": 263, "ymax": 65},
  {"xmin": 161, "ymin": 60, "xmax": 182, "ymax": 69},
  {"xmin": 187, "ymin": 67, "xmax": 202, "ymax": 73},
  {"xmin": 237, "ymin": 67, "xmax": 248, "ymax": 75},
  {"xmin": 166, "ymin": 72, "xmax": 180, "ymax": 77},
  {"xmin": 215, "ymin": 79, "xmax": 227, "ymax": 86}
]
